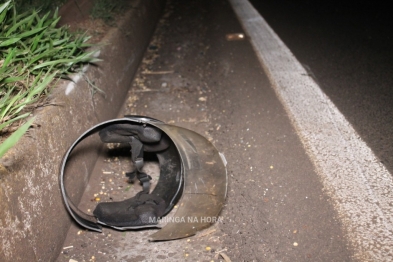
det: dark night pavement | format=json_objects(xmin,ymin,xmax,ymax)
[
  {"xmin": 249, "ymin": 0, "xmax": 393, "ymax": 174},
  {"xmin": 232, "ymin": 0, "xmax": 393, "ymax": 260}
]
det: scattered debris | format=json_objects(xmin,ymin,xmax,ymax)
[
  {"xmin": 63, "ymin": 246, "xmax": 74, "ymax": 250},
  {"xmin": 215, "ymin": 249, "xmax": 232, "ymax": 262},
  {"xmin": 226, "ymin": 33, "xmax": 245, "ymax": 41},
  {"xmin": 142, "ymin": 70, "xmax": 174, "ymax": 74},
  {"xmin": 130, "ymin": 89, "xmax": 161, "ymax": 93},
  {"xmin": 197, "ymin": 228, "xmax": 216, "ymax": 238},
  {"xmin": 219, "ymin": 252, "xmax": 232, "ymax": 262}
]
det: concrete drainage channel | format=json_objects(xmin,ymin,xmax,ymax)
[
  {"xmin": 1, "ymin": 0, "xmax": 358, "ymax": 261},
  {"xmin": 57, "ymin": 1, "xmax": 232, "ymax": 261},
  {"xmin": 0, "ymin": 0, "xmax": 165, "ymax": 261},
  {"xmin": 57, "ymin": 0, "xmax": 354, "ymax": 261}
]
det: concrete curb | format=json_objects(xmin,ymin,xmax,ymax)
[{"xmin": 0, "ymin": 0, "xmax": 165, "ymax": 260}]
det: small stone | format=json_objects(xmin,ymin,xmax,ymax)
[{"xmin": 293, "ymin": 242, "xmax": 298, "ymax": 247}]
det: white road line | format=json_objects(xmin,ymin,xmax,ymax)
[{"xmin": 229, "ymin": 0, "xmax": 393, "ymax": 260}]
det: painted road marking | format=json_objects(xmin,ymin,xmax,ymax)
[{"xmin": 229, "ymin": 0, "xmax": 393, "ymax": 260}]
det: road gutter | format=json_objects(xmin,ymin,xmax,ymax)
[
  {"xmin": 229, "ymin": 0, "xmax": 393, "ymax": 260},
  {"xmin": 0, "ymin": 0, "xmax": 165, "ymax": 261}
]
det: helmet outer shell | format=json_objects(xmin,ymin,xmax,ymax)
[
  {"xmin": 148, "ymin": 122, "xmax": 227, "ymax": 241},
  {"xmin": 60, "ymin": 116, "xmax": 227, "ymax": 240}
]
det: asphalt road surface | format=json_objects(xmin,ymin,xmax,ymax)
[{"xmin": 249, "ymin": 0, "xmax": 393, "ymax": 174}]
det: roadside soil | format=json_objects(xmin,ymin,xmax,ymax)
[{"xmin": 58, "ymin": 0, "xmax": 354, "ymax": 261}]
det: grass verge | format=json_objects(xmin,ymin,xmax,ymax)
[
  {"xmin": 90, "ymin": 0, "xmax": 131, "ymax": 25},
  {"xmin": 0, "ymin": 0, "xmax": 100, "ymax": 158}
]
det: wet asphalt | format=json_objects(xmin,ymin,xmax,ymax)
[{"xmin": 58, "ymin": 0, "xmax": 356, "ymax": 261}]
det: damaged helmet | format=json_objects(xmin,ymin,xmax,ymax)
[{"xmin": 60, "ymin": 115, "xmax": 227, "ymax": 241}]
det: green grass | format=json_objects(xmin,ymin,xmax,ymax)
[
  {"xmin": 90, "ymin": 0, "xmax": 131, "ymax": 25},
  {"xmin": 11, "ymin": 0, "xmax": 66, "ymax": 14},
  {"xmin": 0, "ymin": 0, "xmax": 100, "ymax": 158}
]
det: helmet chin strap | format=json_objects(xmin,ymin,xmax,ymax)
[
  {"xmin": 93, "ymin": 124, "xmax": 167, "ymax": 228},
  {"xmin": 97, "ymin": 121, "xmax": 168, "ymax": 194},
  {"xmin": 126, "ymin": 137, "xmax": 152, "ymax": 193}
]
